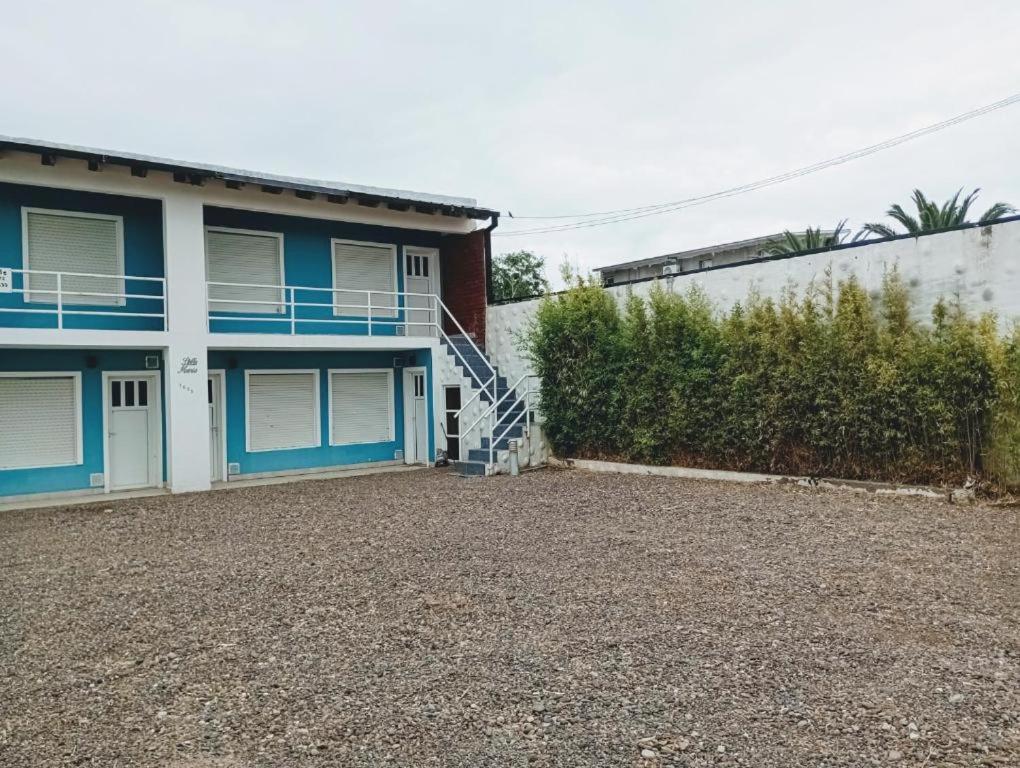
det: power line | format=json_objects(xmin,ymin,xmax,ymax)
[{"xmin": 495, "ymin": 91, "xmax": 1020, "ymax": 237}]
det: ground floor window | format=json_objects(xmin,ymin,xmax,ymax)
[
  {"xmin": 0, "ymin": 373, "xmax": 82, "ymax": 469},
  {"xmin": 328, "ymin": 370, "xmax": 394, "ymax": 446},
  {"xmin": 245, "ymin": 370, "xmax": 320, "ymax": 452}
]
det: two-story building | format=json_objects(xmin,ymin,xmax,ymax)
[{"xmin": 0, "ymin": 137, "xmax": 537, "ymax": 506}]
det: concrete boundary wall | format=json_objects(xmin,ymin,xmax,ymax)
[
  {"xmin": 486, "ymin": 219, "xmax": 1020, "ymax": 387},
  {"xmin": 549, "ymin": 457, "xmax": 976, "ymax": 503}
]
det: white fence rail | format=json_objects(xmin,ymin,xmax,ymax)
[
  {"xmin": 0, "ymin": 267, "xmax": 166, "ymax": 330},
  {"xmin": 206, "ymin": 281, "xmax": 439, "ymax": 336},
  {"xmin": 207, "ymin": 280, "xmax": 499, "ymax": 403}
]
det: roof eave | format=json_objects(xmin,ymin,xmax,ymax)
[{"xmin": 0, "ymin": 136, "xmax": 498, "ymax": 222}]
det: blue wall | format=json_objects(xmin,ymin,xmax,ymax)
[
  {"xmin": 208, "ymin": 349, "xmax": 435, "ymax": 476},
  {"xmin": 0, "ymin": 349, "xmax": 167, "ymax": 497},
  {"xmin": 0, "ymin": 183, "xmax": 165, "ymax": 331},
  {"xmin": 205, "ymin": 206, "xmax": 442, "ymax": 336}
]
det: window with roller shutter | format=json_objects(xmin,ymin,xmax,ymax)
[
  {"xmin": 245, "ymin": 371, "xmax": 320, "ymax": 452},
  {"xmin": 22, "ymin": 209, "xmax": 124, "ymax": 305},
  {"xmin": 0, "ymin": 373, "xmax": 82, "ymax": 469},
  {"xmin": 206, "ymin": 227, "xmax": 285, "ymax": 314},
  {"xmin": 328, "ymin": 370, "xmax": 394, "ymax": 446},
  {"xmin": 331, "ymin": 240, "xmax": 398, "ymax": 319}
]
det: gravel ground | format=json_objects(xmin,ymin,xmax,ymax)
[{"xmin": 1, "ymin": 468, "xmax": 1018, "ymax": 767}]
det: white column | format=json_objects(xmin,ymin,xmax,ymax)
[{"xmin": 162, "ymin": 192, "xmax": 211, "ymax": 493}]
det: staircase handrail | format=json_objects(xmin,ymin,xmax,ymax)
[
  {"xmin": 454, "ymin": 373, "xmax": 495, "ymax": 421},
  {"xmin": 464, "ymin": 371, "xmax": 537, "ymax": 439},
  {"xmin": 433, "ymin": 295, "xmax": 497, "ymax": 402},
  {"xmin": 488, "ymin": 378, "xmax": 538, "ymax": 468}
]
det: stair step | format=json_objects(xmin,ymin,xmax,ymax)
[
  {"xmin": 451, "ymin": 459, "xmax": 487, "ymax": 476},
  {"xmin": 445, "ymin": 335, "xmax": 487, "ymax": 353},
  {"xmin": 481, "ymin": 426, "xmax": 524, "ymax": 447}
]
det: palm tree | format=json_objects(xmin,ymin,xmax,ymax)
[
  {"xmin": 766, "ymin": 220, "xmax": 852, "ymax": 255},
  {"xmin": 859, "ymin": 188, "xmax": 1015, "ymax": 239}
]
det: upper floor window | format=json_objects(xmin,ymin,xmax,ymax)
[
  {"xmin": 205, "ymin": 227, "xmax": 285, "ymax": 314},
  {"xmin": 22, "ymin": 208, "xmax": 125, "ymax": 306},
  {"xmin": 331, "ymin": 239, "xmax": 397, "ymax": 318}
]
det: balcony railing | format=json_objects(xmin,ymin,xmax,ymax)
[
  {"xmin": 206, "ymin": 281, "xmax": 441, "ymax": 337},
  {"xmin": 206, "ymin": 279, "xmax": 500, "ymax": 402},
  {"xmin": 0, "ymin": 267, "xmax": 167, "ymax": 331}
]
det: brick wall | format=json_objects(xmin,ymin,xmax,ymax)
[{"xmin": 440, "ymin": 229, "xmax": 488, "ymax": 346}]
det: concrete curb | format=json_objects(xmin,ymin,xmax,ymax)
[{"xmin": 549, "ymin": 457, "xmax": 973, "ymax": 503}]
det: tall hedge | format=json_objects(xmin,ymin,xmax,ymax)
[{"xmin": 527, "ymin": 272, "xmax": 1020, "ymax": 488}]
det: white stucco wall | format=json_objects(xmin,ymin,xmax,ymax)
[{"xmin": 486, "ymin": 219, "xmax": 1020, "ymax": 387}]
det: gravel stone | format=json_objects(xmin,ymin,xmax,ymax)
[{"xmin": 1, "ymin": 468, "xmax": 1017, "ymax": 766}]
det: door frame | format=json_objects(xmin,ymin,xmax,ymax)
[
  {"xmin": 403, "ymin": 246, "xmax": 440, "ymax": 336},
  {"xmin": 208, "ymin": 369, "xmax": 227, "ymax": 483},
  {"xmin": 402, "ymin": 366, "xmax": 429, "ymax": 465},
  {"xmin": 101, "ymin": 370, "xmax": 163, "ymax": 493}
]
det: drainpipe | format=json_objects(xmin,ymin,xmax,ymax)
[{"xmin": 483, "ymin": 212, "xmax": 500, "ymax": 306}]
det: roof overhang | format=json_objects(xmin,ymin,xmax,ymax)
[{"xmin": 0, "ymin": 135, "xmax": 498, "ymax": 223}]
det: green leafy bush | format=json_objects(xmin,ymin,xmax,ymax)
[{"xmin": 527, "ymin": 271, "xmax": 1020, "ymax": 488}]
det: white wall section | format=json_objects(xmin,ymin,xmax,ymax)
[
  {"xmin": 486, "ymin": 219, "xmax": 1020, "ymax": 388},
  {"xmin": 163, "ymin": 192, "xmax": 212, "ymax": 494}
]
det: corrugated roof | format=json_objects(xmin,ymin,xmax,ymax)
[
  {"xmin": 596, "ymin": 232, "xmax": 796, "ymax": 272},
  {"xmin": 0, "ymin": 135, "xmax": 497, "ymax": 220}
]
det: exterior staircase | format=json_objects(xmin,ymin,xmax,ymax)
[{"xmin": 440, "ymin": 334, "xmax": 540, "ymax": 476}]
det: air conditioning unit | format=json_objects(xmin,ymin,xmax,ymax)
[{"xmin": 662, "ymin": 263, "xmax": 681, "ymax": 276}]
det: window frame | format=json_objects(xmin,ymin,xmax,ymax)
[
  {"xmin": 243, "ymin": 369, "xmax": 321, "ymax": 453},
  {"xmin": 21, "ymin": 207, "xmax": 126, "ymax": 306},
  {"xmin": 327, "ymin": 368, "xmax": 395, "ymax": 446},
  {"xmin": 330, "ymin": 238, "xmax": 399, "ymax": 318},
  {"xmin": 204, "ymin": 225, "xmax": 287, "ymax": 315},
  {"xmin": 0, "ymin": 371, "xmax": 83, "ymax": 470}
]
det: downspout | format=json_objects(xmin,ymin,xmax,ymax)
[{"xmin": 483, "ymin": 212, "xmax": 500, "ymax": 306}]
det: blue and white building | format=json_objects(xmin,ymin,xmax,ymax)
[{"xmin": 0, "ymin": 137, "xmax": 539, "ymax": 505}]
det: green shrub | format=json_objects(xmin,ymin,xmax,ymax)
[{"xmin": 526, "ymin": 271, "xmax": 1019, "ymax": 488}]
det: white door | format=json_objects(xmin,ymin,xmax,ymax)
[
  {"xmin": 405, "ymin": 247, "xmax": 438, "ymax": 337},
  {"xmin": 208, "ymin": 373, "xmax": 224, "ymax": 482},
  {"xmin": 107, "ymin": 375, "xmax": 160, "ymax": 491},
  {"xmin": 404, "ymin": 368, "xmax": 429, "ymax": 464}
]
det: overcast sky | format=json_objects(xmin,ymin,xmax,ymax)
[{"xmin": 4, "ymin": 1, "xmax": 1019, "ymax": 285}]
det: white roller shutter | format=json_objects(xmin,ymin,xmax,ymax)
[
  {"xmin": 329, "ymin": 370, "xmax": 394, "ymax": 445},
  {"xmin": 332, "ymin": 240, "xmax": 397, "ymax": 318},
  {"xmin": 0, "ymin": 375, "xmax": 81, "ymax": 469},
  {"xmin": 206, "ymin": 229, "xmax": 284, "ymax": 314},
  {"xmin": 24, "ymin": 210, "xmax": 123, "ymax": 305},
  {"xmin": 246, "ymin": 372, "xmax": 319, "ymax": 451}
]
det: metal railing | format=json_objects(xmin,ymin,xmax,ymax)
[
  {"xmin": 0, "ymin": 267, "xmax": 167, "ymax": 330},
  {"xmin": 205, "ymin": 279, "xmax": 550, "ymax": 472},
  {"xmin": 448, "ymin": 372, "xmax": 541, "ymax": 472},
  {"xmin": 207, "ymin": 280, "xmax": 440, "ymax": 335},
  {"xmin": 206, "ymin": 280, "xmax": 499, "ymax": 402}
]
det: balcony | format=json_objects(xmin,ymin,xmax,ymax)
[
  {"xmin": 0, "ymin": 267, "xmax": 166, "ymax": 332},
  {"xmin": 206, "ymin": 281, "xmax": 442, "ymax": 338}
]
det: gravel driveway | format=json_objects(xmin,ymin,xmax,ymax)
[{"xmin": 1, "ymin": 468, "xmax": 1017, "ymax": 767}]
